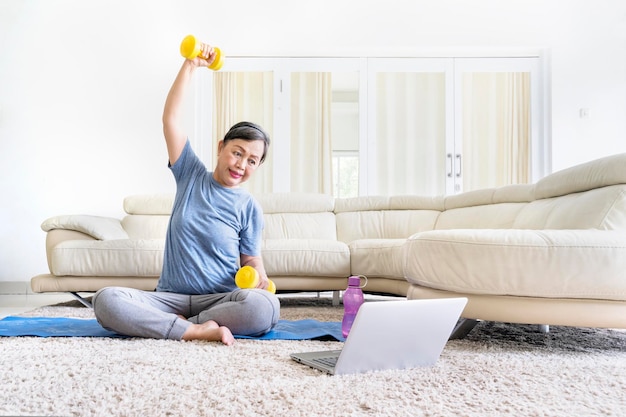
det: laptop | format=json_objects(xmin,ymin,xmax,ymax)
[{"xmin": 290, "ymin": 297, "xmax": 468, "ymax": 375}]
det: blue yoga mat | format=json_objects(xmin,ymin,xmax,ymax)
[{"xmin": 0, "ymin": 316, "xmax": 345, "ymax": 341}]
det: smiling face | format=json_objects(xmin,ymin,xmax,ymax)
[{"xmin": 213, "ymin": 138, "xmax": 266, "ymax": 188}]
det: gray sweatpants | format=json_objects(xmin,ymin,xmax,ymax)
[{"xmin": 92, "ymin": 287, "xmax": 280, "ymax": 340}]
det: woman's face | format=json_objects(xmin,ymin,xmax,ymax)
[{"xmin": 213, "ymin": 139, "xmax": 265, "ymax": 188}]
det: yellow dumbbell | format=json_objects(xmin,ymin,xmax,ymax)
[
  {"xmin": 179, "ymin": 34, "xmax": 224, "ymax": 71},
  {"xmin": 235, "ymin": 266, "xmax": 276, "ymax": 294}
]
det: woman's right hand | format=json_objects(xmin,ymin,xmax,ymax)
[{"xmin": 191, "ymin": 43, "xmax": 217, "ymax": 68}]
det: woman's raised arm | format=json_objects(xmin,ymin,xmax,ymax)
[{"xmin": 162, "ymin": 45, "xmax": 217, "ymax": 165}]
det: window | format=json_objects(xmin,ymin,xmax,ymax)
[
  {"xmin": 193, "ymin": 56, "xmax": 547, "ymax": 197},
  {"xmin": 332, "ymin": 151, "xmax": 359, "ymax": 198}
]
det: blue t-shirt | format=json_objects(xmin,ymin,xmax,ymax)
[{"xmin": 156, "ymin": 141, "xmax": 264, "ymax": 295}]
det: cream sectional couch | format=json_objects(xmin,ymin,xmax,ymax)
[
  {"xmin": 31, "ymin": 153, "xmax": 626, "ymax": 331},
  {"xmin": 31, "ymin": 191, "xmax": 418, "ymax": 304},
  {"xmin": 404, "ymin": 153, "xmax": 626, "ymax": 331}
]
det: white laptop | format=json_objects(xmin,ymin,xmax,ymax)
[{"xmin": 290, "ymin": 297, "xmax": 467, "ymax": 375}]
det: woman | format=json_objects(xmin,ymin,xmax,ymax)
[{"xmin": 93, "ymin": 43, "xmax": 280, "ymax": 346}]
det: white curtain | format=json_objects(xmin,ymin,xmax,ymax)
[
  {"xmin": 374, "ymin": 71, "xmax": 530, "ymax": 195},
  {"xmin": 213, "ymin": 71, "xmax": 333, "ymax": 194},
  {"xmin": 213, "ymin": 72, "xmax": 274, "ymax": 194},
  {"xmin": 290, "ymin": 72, "xmax": 333, "ymax": 194},
  {"xmin": 374, "ymin": 72, "xmax": 446, "ymax": 196},
  {"xmin": 462, "ymin": 72, "xmax": 530, "ymax": 190}
]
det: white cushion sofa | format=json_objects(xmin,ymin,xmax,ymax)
[
  {"xmin": 404, "ymin": 153, "xmax": 626, "ymax": 331},
  {"xmin": 31, "ymin": 153, "xmax": 626, "ymax": 332}
]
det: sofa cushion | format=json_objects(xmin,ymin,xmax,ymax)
[
  {"xmin": 255, "ymin": 192, "xmax": 338, "ymax": 241},
  {"xmin": 443, "ymin": 184, "xmax": 534, "ymax": 210},
  {"xmin": 263, "ymin": 212, "xmax": 337, "ymax": 240},
  {"xmin": 513, "ymin": 185, "xmax": 626, "ymax": 230},
  {"xmin": 261, "ymin": 239, "xmax": 350, "ymax": 277},
  {"xmin": 535, "ymin": 152, "xmax": 626, "ymax": 199},
  {"xmin": 349, "ymin": 239, "xmax": 407, "ymax": 280},
  {"xmin": 121, "ymin": 215, "xmax": 171, "ymax": 240},
  {"xmin": 42, "ymin": 216, "xmax": 129, "ymax": 240},
  {"xmin": 403, "ymin": 229, "xmax": 626, "ymax": 301},
  {"xmin": 49, "ymin": 239, "xmax": 165, "ymax": 277},
  {"xmin": 336, "ymin": 210, "xmax": 440, "ymax": 243},
  {"xmin": 334, "ymin": 195, "xmax": 444, "ymax": 212},
  {"xmin": 435, "ymin": 203, "xmax": 527, "ymax": 230},
  {"xmin": 255, "ymin": 192, "xmax": 335, "ymax": 214},
  {"xmin": 124, "ymin": 194, "xmax": 173, "ymax": 215},
  {"xmin": 334, "ymin": 195, "xmax": 442, "ymax": 243},
  {"xmin": 336, "ymin": 209, "xmax": 440, "ymax": 243}
]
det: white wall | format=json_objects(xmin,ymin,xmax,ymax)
[{"xmin": 1, "ymin": 0, "xmax": 625, "ymax": 283}]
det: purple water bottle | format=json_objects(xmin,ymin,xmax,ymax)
[{"xmin": 341, "ymin": 275, "xmax": 366, "ymax": 338}]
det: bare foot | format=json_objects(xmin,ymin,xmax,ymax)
[{"xmin": 181, "ymin": 320, "xmax": 235, "ymax": 346}]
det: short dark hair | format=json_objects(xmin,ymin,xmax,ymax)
[{"xmin": 223, "ymin": 121, "xmax": 271, "ymax": 163}]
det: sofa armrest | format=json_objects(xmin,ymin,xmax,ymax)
[{"xmin": 41, "ymin": 215, "xmax": 129, "ymax": 240}]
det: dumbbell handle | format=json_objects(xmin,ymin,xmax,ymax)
[{"xmin": 179, "ymin": 34, "xmax": 224, "ymax": 71}]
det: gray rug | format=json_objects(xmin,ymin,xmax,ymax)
[{"xmin": 2, "ymin": 297, "xmax": 626, "ymax": 416}]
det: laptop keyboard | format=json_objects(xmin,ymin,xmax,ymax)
[{"xmin": 312, "ymin": 356, "xmax": 338, "ymax": 367}]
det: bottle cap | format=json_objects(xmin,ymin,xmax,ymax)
[{"xmin": 348, "ymin": 276, "xmax": 361, "ymax": 287}]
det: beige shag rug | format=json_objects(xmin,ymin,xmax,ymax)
[{"xmin": 2, "ymin": 296, "xmax": 626, "ymax": 417}]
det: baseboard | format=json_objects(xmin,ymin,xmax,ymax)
[{"xmin": 0, "ymin": 281, "xmax": 33, "ymax": 295}]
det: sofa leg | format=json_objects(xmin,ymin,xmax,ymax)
[
  {"xmin": 449, "ymin": 318, "xmax": 479, "ymax": 340},
  {"xmin": 332, "ymin": 290, "xmax": 341, "ymax": 306},
  {"xmin": 70, "ymin": 292, "xmax": 93, "ymax": 309}
]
